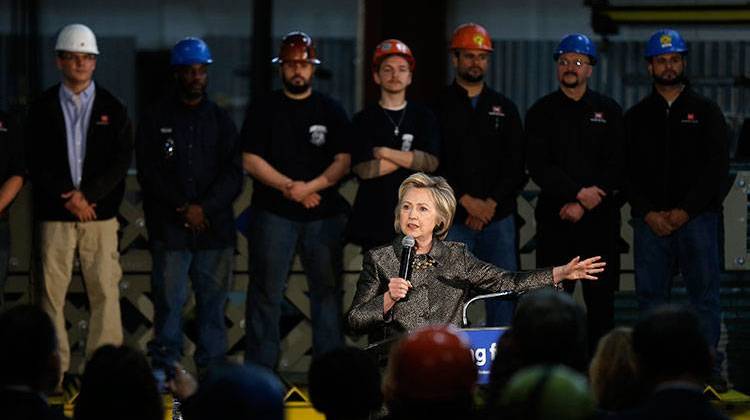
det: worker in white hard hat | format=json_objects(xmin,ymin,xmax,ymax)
[{"xmin": 26, "ymin": 23, "xmax": 133, "ymax": 389}]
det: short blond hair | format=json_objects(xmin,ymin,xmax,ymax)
[{"xmin": 393, "ymin": 173, "xmax": 456, "ymax": 240}]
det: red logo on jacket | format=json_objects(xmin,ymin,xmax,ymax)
[
  {"xmin": 590, "ymin": 112, "xmax": 607, "ymax": 123},
  {"xmin": 681, "ymin": 113, "xmax": 699, "ymax": 124},
  {"xmin": 489, "ymin": 106, "xmax": 505, "ymax": 117},
  {"xmin": 95, "ymin": 114, "xmax": 110, "ymax": 126}
]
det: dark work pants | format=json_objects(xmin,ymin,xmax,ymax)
[{"xmin": 536, "ymin": 215, "xmax": 620, "ymax": 354}]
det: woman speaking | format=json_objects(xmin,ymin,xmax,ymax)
[{"xmin": 346, "ymin": 173, "xmax": 604, "ymax": 335}]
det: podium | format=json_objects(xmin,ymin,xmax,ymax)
[
  {"xmin": 362, "ymin": 291, "xmax": 517, "ymax": 384},
  {"xmin": 461, "ymin": 327, "xmax": 507, "ymax": 384},
  {"xmin": 461, "ymin": 291, "xmax": 515, "ymax": 384}
]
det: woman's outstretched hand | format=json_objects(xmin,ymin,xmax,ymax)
[{"xmin": 552, "ymin": 256, "xmax": 606, "ymax": 284}]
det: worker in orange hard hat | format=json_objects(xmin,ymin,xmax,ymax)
[
  {"xmin": 434, "ymin": 23, "xmax": 525, "ymax": 329},
  {"xmin": 347, "ymin": 38, "xmax": 440, "ymax": 253},
  {"xmin": 450, "ymin": 22, "xmax": 493, "ymax": 52},
  {"xmin": 241, "ymin": 30, "xmax": 352, "ymax": 369}
]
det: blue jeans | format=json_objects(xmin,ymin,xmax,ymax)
[
  {"xmin": 447, "ymin": 214, "xmax": 518, "ymax": 326},
  {"xmin": 245, "ymin": 209, "xmax": 345, "ymax": 368},
  {"xmin": 0, "ymin": 220, "xmax": 8, "ymax": 308},
  {"xmin": 148, "ymin": 243, "xmax": 233, "ymax": 370},
  {"xmin": 633, "ymin": 212, "xmax": 724, "ymax": 370}
]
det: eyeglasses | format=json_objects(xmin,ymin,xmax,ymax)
[{"xmin": 557, "ymin": 58, "xmax": 590, "ymax": 68}]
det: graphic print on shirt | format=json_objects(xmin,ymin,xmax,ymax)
[
  {"xmin": 309, "ymin": 124, "xmax": 327, "ymax": 146},
  {"xmin": 160, "ymin": 127, "xmax": 176, "ymax": 162},
  {"xmin": 401, "ymin": 133, "xmax": 414, "ymax": 151}
]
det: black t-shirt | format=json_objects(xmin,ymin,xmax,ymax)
[
  {"xmin": 241, "ymin": 90, "xmax": 351, "ymax": 221},
  {"xmin": 0, "ymin": 111, "xmax": 25, "ymax": 219},
  {"xmin": 0, "ymin": 111, "xmax": 24, "ymax": 184},
  {"xmin": 347, "ymin": 102, "xmax": 440, "ymax": 247}
]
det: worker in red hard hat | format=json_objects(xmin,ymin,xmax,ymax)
[
  {"xmin": 347, "ymin": 39, "xmax": 440, "ymax": 253},
  {"xmin": 383, "ymin": 324, "xmax": 478, "ymax": 419},
  {"xmin": 241, "ymin": 31, "xmax": 352, "ymax": 369}
]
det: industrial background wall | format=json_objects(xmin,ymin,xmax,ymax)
[{"xmin": 1, "ymin": 35, "xmax": 750, "ymax": 389}]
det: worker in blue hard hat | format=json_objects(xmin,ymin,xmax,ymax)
[
  {"xmin": 135, "ymin": 36, "xmax": 242, "ymax": 378},
  {"xmin": 526, "ymin": 33, "xmax": 626, "ymax": 353},
  {"xmin": 170, "ymin": 37, "xmax": 214, "ymax": 104},
  {"xmin": 624, "ymin": 28, "xmax": 730, "ymax": 392}
]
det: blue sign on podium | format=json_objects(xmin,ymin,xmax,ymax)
[{"xmin": 462, "ymin": 327, "xmax": 507, "ymax": 384}]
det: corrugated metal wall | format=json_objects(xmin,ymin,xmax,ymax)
[
  {"xmin": 4, "ymin": 36, "xmax": 748, "ymax": 131},
  {"xmin": 487, "ymin": 40, "xmax": 750, "ymax": 153}
]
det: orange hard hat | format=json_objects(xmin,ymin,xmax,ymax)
[
  {"xmin": 388, "ymin": 324, "xmax": 477, "ymax": 400},
  {"xmin": 372, "ymin": 39, "xmax": 415, "ymax": 71},
  {"xmin": 450, "ymin": 23, "xmax": 493, "ymax": 52},
  {"xmin": 272, "ymin": 31, "xmax": 321, "ymax": 64}
]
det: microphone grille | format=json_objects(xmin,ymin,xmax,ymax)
[{"xmin": 402, "ymin": 235, "xmax": 415, "ymax": 248}]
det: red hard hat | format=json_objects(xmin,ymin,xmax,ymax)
[
  {"xmin": 450, "ymin": 23, "xmax": 493, "ymax": 52},
  {"xmin": 372, "ymin": 39, "xmax": 415, "ymax": 71},
  {"xmin": 388, "ymin": 324, "xmax": 477, "ymax": 400},
  {"xmin": 273, "ymin": 31, "xmax": 321, "ymax": 64}
]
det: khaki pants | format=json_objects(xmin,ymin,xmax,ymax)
[{"xmin": 39, "ymin": 218, "xmax": 123, "ymax": 374}]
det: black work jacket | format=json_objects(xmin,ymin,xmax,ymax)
[
  {"xmin": 434, "ymin": 81, "xmax": 526, "ymax": 223},
  {"xmin": 27, "ymin": 84, "xmax": 133, "ymax": 221},
  {"xmin": 526, "ymin": 88, "xmax": 625, "ymax": 226},
  {"xmin": 625, "ymin": 86, "xmax": 729, "ymax": 218},
  {"xmin": 136, "ymin": 94, "xmax": 242, "ymax": 249}
]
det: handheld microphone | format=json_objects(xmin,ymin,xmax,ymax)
[{"xmin": 398, "ymin": 235, "xmax": 415, "ymax": 301}]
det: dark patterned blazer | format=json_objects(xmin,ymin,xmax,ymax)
[{"xmin": 346, "ymin": 237, "xmax": 555, "ymax": 335}]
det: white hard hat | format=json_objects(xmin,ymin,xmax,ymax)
[{"xmin": 55, "ymin": 24, "xmax": 99, "ymax": 55}]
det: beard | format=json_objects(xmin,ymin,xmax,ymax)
[
  {"xmin": 283, "ymin": 76, "xmax": 311, "ymax": 94},
  {"xmin": 458, "ymin": 67, "xmax": 484, "ymax": 83},
  {"xmin": 653, "ymin": 71, "xmax": 685, "ymax": 86},
  {"xmin": 560, "ymin": 72, "xmax": 581, "ymax": 89},
  {"xmin": 180, "ymin": 83, "xmax": 205, "ymax": 101}
]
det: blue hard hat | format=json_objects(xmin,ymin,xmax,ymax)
[
  {"xmin": 171, "ymin": 37, "xmax": 213, "ymax": 66},
  {"xmin": 645, "ymin": 29, "xmax": 687, "ymax": 59},
  {"xmin": 553, "ymin": 33, "xmax": 598, "ymax": 65}
]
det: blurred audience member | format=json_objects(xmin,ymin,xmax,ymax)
[
  {"xmin": 309, "ymin": 346, "xmax": 382, "ymax": 420},
  {"xmin": 383, "ymin": 324, "xmax": 478, "ymax": 419},
  {"xmin": 179, "ymin": 362, "xmax": 285, "ymax": 420},
  {"xmin": 589, "ymin": 327, "xmax": 641, "ymax": 413},
  {"xmin": 496, "ymin": 364, "xmax": 595, "ymax": 420},
  {"xmin": 511, "ymin": 290, "xmax": 588, "ymax": 371},
  {"xmin": 613, "ymin": 305, "xmax": 728, "ymax": 420},
  {"xmin": 0, "ymin": 304, "xmax": 64, "ymax": 420},
  {"xmin": 74, "ymin": 344, "xmax": 163, "ymax": 420},
  {"xmin": 487, "ymin": 289, "xmax": 588, "ymax": 408}
]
